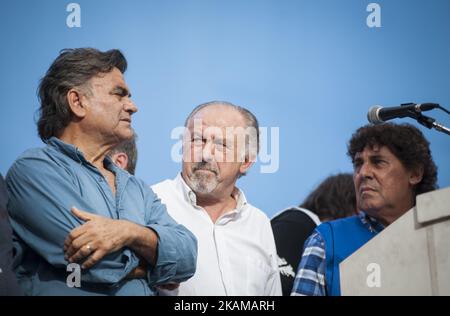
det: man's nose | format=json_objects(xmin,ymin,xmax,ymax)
[
  {"xmin": 124, "ymin": 98, "xmax": 138, "ymax": 114},
  {"xmin": 202, "ymin": 141, "xmax": 215, "ymax": 162},
  {"xmin": 358, "ymin": 161, "xmax": 373, "ymax": 179}
]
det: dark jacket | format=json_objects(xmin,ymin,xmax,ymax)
[
  {"xmin": 0, "ymin": 173, "xmax": 22, "ymax": 295},
  {"xmin": 271, "ymin": 207, "xmax": 320, "ymax": 296}
]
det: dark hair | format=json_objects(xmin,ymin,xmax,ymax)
[
  {"xmin": 347, "ymin": 123, "xmax": 438, "ymax": 197},
  {"xmin": 300, "ymin": 173, "xmax": 357, "ymax": 221},
  {"xmin": 37, "ymin": 48, "xmax": 127, "ymax": 142},
  {"xmin": 108, "ymin": 133, "xmax": 138, "ymax": 175}
]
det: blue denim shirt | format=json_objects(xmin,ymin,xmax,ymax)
[{"xmin": 6, "ymin": 137, "xmax": 197, "ymax": 295}]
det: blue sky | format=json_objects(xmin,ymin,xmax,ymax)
[{"xmin": 0, "ymin": 0, "xmax": 449, "ymax": 217}]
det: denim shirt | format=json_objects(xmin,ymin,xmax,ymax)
[{"xmin": 6, "ymin": 137, "xmax": 197, "ymax": 295}]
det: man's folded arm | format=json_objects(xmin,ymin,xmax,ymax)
[
  {"xmin": 141, "ymin": 185, "xmax": 198, "ymax": 287},
  {"xmin": 6, "ymin": 157, "xmax": 139, "ymax": 284}
]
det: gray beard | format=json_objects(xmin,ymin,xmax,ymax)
[{"xmin": 188, "ymin": 171, "xmax": 219, "ymax": 194}]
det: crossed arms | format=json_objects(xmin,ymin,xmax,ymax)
[{"xmin": 7, "ymin": 155, "xmax": 197, "ymax": 286}]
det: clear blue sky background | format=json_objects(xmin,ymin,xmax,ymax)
[{"xmin": 1, "ymin": 0, "xmax": 449, "ymax": 217}]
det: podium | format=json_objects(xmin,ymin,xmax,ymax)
[{"xmin": 340, "ymin": 187, "xmax": 450, "ymax": 295}]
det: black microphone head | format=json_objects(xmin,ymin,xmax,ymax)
[{"xmin": 367, "ymin": 105, "xmax": 384, "ymax": 124}]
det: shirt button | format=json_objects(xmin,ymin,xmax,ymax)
[{"xmin": 98, "ymin": 177, "xmax": 103, "ymax": 182}]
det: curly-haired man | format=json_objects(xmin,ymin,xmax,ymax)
[{"xmin": 292, "ymin": 123, "xmax": 438, "ymax": 296}]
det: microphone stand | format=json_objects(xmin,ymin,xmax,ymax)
[{"xmin": 406, "ymin": 110, "xmax": 450, "ymax": 136}]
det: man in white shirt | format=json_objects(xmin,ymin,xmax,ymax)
[{"xmin": 152, "ymin": 101, "xmax": 281, "ymax": 296}]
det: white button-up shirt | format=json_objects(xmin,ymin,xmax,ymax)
[{"xmin": 151, "ymin": 173, "xmax": 282, "ymax": 296}]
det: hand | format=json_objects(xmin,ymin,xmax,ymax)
[{"xmin": 64, "ymin": 207, "xmax": 134, "ymax": 269}]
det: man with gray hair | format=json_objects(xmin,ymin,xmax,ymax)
[{"xmin": 152, "ymin": 101, "xmax": 282, "ymax": 296}]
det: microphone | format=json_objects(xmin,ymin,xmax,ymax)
[{"xmin": 367, "ymin": 103, "xmax": 439, "ymax": 124}]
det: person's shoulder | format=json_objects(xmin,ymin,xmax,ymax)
[
  {"xmin": 126, "ymin": 177, "xmax": 177, "ymax": 202},
  {"xmin": 14, "ymin": 145, "xmax": 49, "ymax": 161},
  {"xmin": 11, "ymin": 141, "xmax": 73, "ymax": 167},
  {"xmin": 315, "ymin": 214, "xmax": 360, "ymax": 237},
  {"xmin": 319, "ymin": 214, "xmax": 359, "ymax": 226},
  {"xmin": 243, "ymin": 202, "xmax": 272, "ymax": 223},
  {"xmin": 272, "ymin": 207, "xmax": 321, "ymax": 226},
  {"xmin": 7, "ymin": 144, "xmax": 60, "ymax": 177},
  {"xmin": 151, "ymin": 178, "xmax": 175, "ymax": 193},
  {"xmin": 271, "ymin": 207, "xmax": 319, "ymax": 241}
]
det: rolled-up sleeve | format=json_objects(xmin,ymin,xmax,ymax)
[
  {"xmin": 143, "ymin": 188, "xmax": 197, "ymax": 286},
  {"xmin": 6, "ymin": 157, "xmax": 139, "ymax": 284}
]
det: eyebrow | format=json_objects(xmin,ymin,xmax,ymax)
[
  {"xmin": 190, "ymin": 133, "xmax": 226, "ymax": 143},
  {"xmin": 353, "ymin": 153, "xmax": 386, "ymax": 162},
  {"xmin": 111, "ymin": 86, "xmax": 131, "ymax": 98}
]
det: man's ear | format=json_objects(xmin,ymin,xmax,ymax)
[
  {"xmin": 239, "ymin": 159, "xmax": 254, "ymax": 175},
  {"xmin": 409, "ymin": 166, "xmax": 424, "ymax": 186},
  {"xmin": 111, "ymin": 152, "xmax": 129, "ymax": 171},
  {"xmin": 67, "ymin": 89, "xmax": 87, "ymax": 119}
]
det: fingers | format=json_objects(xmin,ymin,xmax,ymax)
[
  {"xmin": 63, "ymin": 212, "xmax": 126, "ymax": 270},
  {"xmin": 80, "ymin": 249, "xmax": 106, "ymax": 269},
  {"xmin": 64, "ymin": 207, "xmax": 97, "ymax": 251},
  {"xmin": 64, "ymin": 232, "xmax": 91, "ymax": 260},
  {"xmin": 65, "ymin": 244, "xmax": 106, "ymax": 270},
  {"xmin": 64, "ymin": 224, "xmax": 88, "ymax": 252},
  {"xmin": 71, "ymin": 207, "xmax": 94, "ymax": 222},
  {"xmin": 66, "ymin": 242, "xmax": 95, "ymax": 264}
]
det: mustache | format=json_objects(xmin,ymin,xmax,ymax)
[
  {"xmin": 192, "ymin": 162, "xmax": 219, "ymax": 174},
  {"xmin": 359, "ymin": 181, "xmax": 378, "ymax": 192}
]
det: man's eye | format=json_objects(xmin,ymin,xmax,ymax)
[{"xmin": 374, "ymin": 159, "xmax": 386, "ymax": 166}]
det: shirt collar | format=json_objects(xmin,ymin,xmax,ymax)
[
  {"xmin": 175, "ymin": 173, "xmax": 248, "ymax": 214},
  {"xmin": 46, "ymin": 137, "xmax": 129, "ymax": 178},
  {"xmin": 358, "ymin": 211, "xmax": 385, "ymax": 234},
  {"xmin": 176, "ymin": 173, "xmax": 198, "ymax": 205},
  {"xmin": 47, "ymin": 137, "xmax": 88, "ymax": 164}
]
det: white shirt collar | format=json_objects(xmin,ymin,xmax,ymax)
[{"xmin": 151, "ymin": 174, "xmax": 282, "ymax": 296}]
